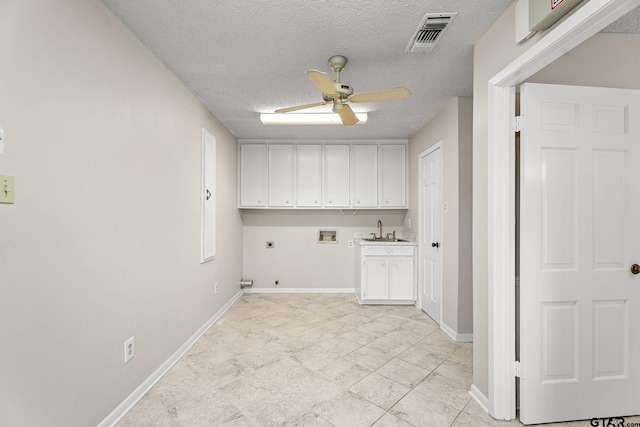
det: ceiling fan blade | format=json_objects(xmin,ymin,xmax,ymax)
[
  {"xmin": 349, "ymin": 87, "xmax": 411, "ymax": 103},
  {"xmin": 275, "ymin": 101, "xmax": 327, "ymax": 113},
  {"xmin": 307, "ymin": 70, "xmax": 338, "ymax": 96},
  {"xmin": 338, "ymin": 104, "xmax": 359, "ymax": 126}
]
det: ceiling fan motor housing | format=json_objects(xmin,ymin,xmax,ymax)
[{"xmin": 322, "ymin": 83, "xmax": 353, "ymax": 102}]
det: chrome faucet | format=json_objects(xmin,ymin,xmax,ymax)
[{"xmin": 377, "ymin": 219, "xmax": 382, "ymax": 239}]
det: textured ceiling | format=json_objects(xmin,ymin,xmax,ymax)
[
  {"xmin": 101, "ymin": 1, "xmax": 637, "ymax": 141},
  {"xmin": 101, "ymin": 0, "xmax": 516, "ymax": 140}
]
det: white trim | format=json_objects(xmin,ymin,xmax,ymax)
[
  {"xmin": 97, "ymin": 290, "xmax": 243, "ymax": 427},
  {"xmin": 441, "ymin": 322, "xmax": 473, "ymax": 343},
  {"xmin": 238, "ymin": 138, "xmax": 408, "ymax": 145},
  {"xmin": 243, "ymin": 287, "xmax": 355, "ymax": 294},
  {"xmin": 470, "ymin": 385, "xmax": 490, "ymax": 413},
  {"xmin": 486, "ymin": 0, "xmax": 640, "ymax": 421}
]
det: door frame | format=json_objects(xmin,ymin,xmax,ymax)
[
  {"xmin": 486, "ymin": 0, "xmax": 640, "ymax": 420},
  {"xmin": 417, "ymin": 142, "xmax": 443, "ymax": 323}
]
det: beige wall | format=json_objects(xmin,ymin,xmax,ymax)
[
  {"xmin": 0, "ymin": 1, "xmax": 242, "ymax": 426},
  {"xmin": 473, "ymin": 0, "xmax": 640, "ymax": 398},
  {"xmin": 242, "ymin": 210, "xmax": 405, "ymax": 289},
  {"xmin": 472, "ymin": 1, "xmax": 546, "ymax": 397},
  {"xmin": 528, "ymin": 33, "xmax": 640, "ymax": 89},
  {"xmin": 406, "ymin": 97, "xmax": 473, "ymax": 336}
]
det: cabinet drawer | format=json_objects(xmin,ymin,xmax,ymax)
[{"xmin": 363, "ymin": 246, "xmax": 414, "ymax": 257}]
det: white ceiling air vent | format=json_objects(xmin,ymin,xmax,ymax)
[{"xmin": 406, "ymin": 13, "xmax": 457, "ymax": 53}]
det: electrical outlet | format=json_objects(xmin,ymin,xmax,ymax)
[
  {"xmin": 124, "ymin": 336, "xmax": 135, "ymax": 363},
  {"xmin": 214, "ymin": 282, "xmax": 219, "ymax": 294},
  {"xmin": 348, "ymin": 240, "xmax": 354, "ymax": 248},
  {"xmin": 0, "ymin": 175, "xmax": 14, "ymax": 204},
  {"xmin": 266, "ymin": 241, "xmax": 274, "ymax": 249}
]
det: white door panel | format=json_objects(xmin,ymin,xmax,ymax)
[
  {"xmin": 239, "ymin": 144, "xmax": 266, "ymax": 207},
  {"xmin": 390, "ymin": 257, "xmax": 414, "ymax": 300},
  {"xmin": 351, "ymin": 145, "xmax": 378, "ymax": 207},
  {"xmin": 365, "ymin": 258, "xmax": 388, "ymax": 300},
  {"xmin": 268, "ymin": 144, "xmax": 294, "ymax": 207},
  {"xmin": 296, "ymin": 145, "xmax": 322, "ymax": 207},
  {"xmin": 519, "ymin": 83, "xmax": 640, "ymax": 424},
  {"xmin": 323, "ymin": 145, "xmax": 350, "ymax": 207}
]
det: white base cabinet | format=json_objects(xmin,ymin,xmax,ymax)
[{"xmin": 354, "ymin": 242, "xmax": 416, "ymax": 304}]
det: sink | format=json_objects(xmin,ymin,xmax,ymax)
[{"xmin": 362, "ymin": 238, "xmax": 410, "ymax": 242}]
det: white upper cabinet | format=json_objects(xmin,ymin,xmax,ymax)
[
  {"xmin": 296, "ymin": 145, "xmax": 322, "ymax": 207},
  {"xmin": 238, "ymin": 142, "xmax": 406, "ymax": 209},
  {"xmin": 268, "ymin": 144, "xmax": 294, "ymax": 207},
  {"xmin": 351, "ymin": 145, "xmax": 378, "ymax": 208},
  {"xmin": 323, "ymin": 145, "xmax": 350, "ymax": 207},
  {"xmin": 379, "ymin": 144, "xmax": 407, "ymax": 207},
  {"xmin": 239, "ymin": 144, "xmax": 267, "ymax": 207}
]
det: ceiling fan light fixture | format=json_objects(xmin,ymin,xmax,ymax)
[{"xmin": 260, "ymin": 113, "xmax": 367, "ymax": 125}]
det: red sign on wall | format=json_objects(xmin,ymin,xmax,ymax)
[{"xmin": 552, "ymin": 0, "xmax": 564, "ymax": 10}]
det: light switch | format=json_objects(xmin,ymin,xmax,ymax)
[{"xmin": 1, "ymin": 175, "xmax": 14, "ymax": 204}]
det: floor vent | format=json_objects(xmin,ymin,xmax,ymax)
[{"xmin": 406, "ymin": 12, "xmax": 457, "ymax": 53}]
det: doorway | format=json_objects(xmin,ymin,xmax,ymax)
[
  {"xmin": 485, "ymin": 0, "xmax": 640, "ymax": 421},
  {"xmin": 418, "ymin": 143, "xmax": 442, "ymax": 323}
]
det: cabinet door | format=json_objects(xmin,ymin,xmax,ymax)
[
  {"xmin": 379, "ymin": 144, "xmax": 406, "ymax": 207},
  {"xmin": 389, "ymin": 257, "xmax": 415, "ymax": 300},
  {"xmin": 239, "ymin": 144, "xmax": 266, "ymax": 207},
  {"xmin": 364, "ymin": 257, "xmax": 389, "ymax": 300},
  {"xmin": 296, "ymin": 145, "xmax": 322, "ymax": 207},
  {"xmin": 323, "ymin": 145, "xmax": 350, "ymax": 207},
  {"xmin": 268, "ymin": 144, "xmax": 294, "ymax": 207},
  {"xmin": 351, "ymin": 145, "xmax": 378, "ymax": 208}
]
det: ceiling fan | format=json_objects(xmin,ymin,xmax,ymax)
[{"xmin": 275, "ymin": 55, "xmax": 411, "ymax": 126}]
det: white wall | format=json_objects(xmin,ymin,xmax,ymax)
[
  {"xmin": 406, "ymin": 97, "xmax": 473, "ymax": 335},
  {"xmin": 242, "ymin": 210, "xmax": 405, "ymax": 289},
  {"xmin": 473, "ymin": 1, "xmax": 640, "ymax": 398},
  {"xmin": 0, "ymin": 1, "xmax": 242, "ymax": 426}
]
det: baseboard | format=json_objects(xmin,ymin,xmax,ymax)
[
  {"xmin": 469, "ymin": 384, "xmax": 490, "ymax": 413},
  {"xmin": 243, "ymin": 287, "xmax": 355, "ymax": 294},
  {"xmin": 440, "ymin": 322, "xmax": 473, "ymax": 343},
  {"xmin": 97, "ymin": 289, "xmax": 244, "ymax": 427}
]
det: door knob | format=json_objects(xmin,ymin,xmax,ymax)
[
  {"xmin": 632, "ymin": 264, "xmax": 640, "ymax": 275},
  {"xmin": 431, "ymin": 242, "xmax": 439, "ymax": 248}
]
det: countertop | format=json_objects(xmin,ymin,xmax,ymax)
[{"xmin": 356, "ymin": 238, "xmax": 417, "ymax": 246}]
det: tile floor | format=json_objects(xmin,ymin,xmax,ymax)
[{"xmin": 117, "ymin": 294, "xmax": 639, "ymax": 427}]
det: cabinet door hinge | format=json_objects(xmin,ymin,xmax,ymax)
[
  {"xmin": 512, "ymin": 115, "xmax": 524, "ymax": 133},
  {"xmin": 513, "ymin": 360, "xmax": 522, "ymax": 378}
]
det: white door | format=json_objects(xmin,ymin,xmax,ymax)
[
  {"xmin": 323, "ymin": 145, "xmax": 350, "ymax": 207},
  {"xmin": 268, "ymin": 144, "xmax": 294, "ymax": 207},
  {"xmin": 380, "ymin": 144, "xmax": 406, "ymax": 207},
  {"xmin": 365, "ymin": 257, "xmax": 389, "ymax": 300},
  {"xmin": 201, "ymin": 129, "xmax": 216, "ymax": 262},
  {"xmin": 389, "ymin": 257, "xmax": 414, "ymax": 300},
  {"xmin": 296, "ymin": 145, "xmax": 322, "ymax": 207},
  {"xmin": 351, "ymin": 144, "xmax": 378, "ymax": 208},
  {"xmin": 239, "ymin": 144, "xmax": 266, "ymax": 207},
  {"xmin": 519, "ymin": 83, "xmax": 640, "ymax": 424},
  {"xmin": 419, "ymin": 146, "xmax": 441, "ymax": 322}
]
